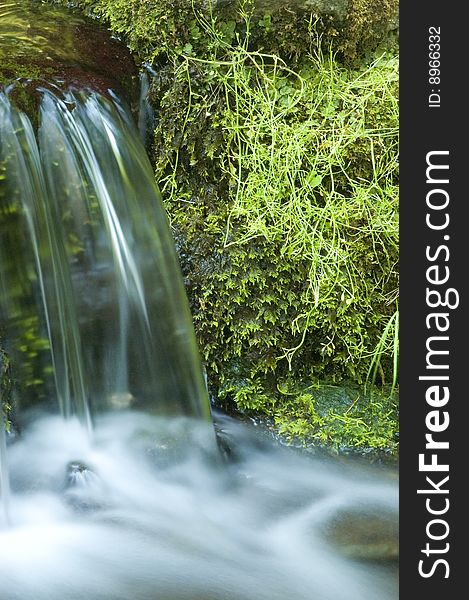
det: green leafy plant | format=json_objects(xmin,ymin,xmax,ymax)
[{"xmin": 44, "ymin": 0, "xmax": 399, "ymax": 450}]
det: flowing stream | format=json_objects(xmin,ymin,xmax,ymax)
[
  {"xmin": 0, "ymin": 413, "xmax": 10, "ymax": 526},
  {"xmin": 0, "ymin": 411, "xmax": 398, "ymax": 600},
  {"xmin": 0, "ymin": 2, "xmax": 398, "ymax": 599}
]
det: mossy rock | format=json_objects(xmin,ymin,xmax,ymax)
[
  {"xmin": 50, "ymin": 0, "xmax": 398, "ymax": 63},
  {"xmin": 1, "ymin": 348, "xmax": 12, "ymax": 427},
  {"xmin": 40, "ymin": 0, "xmax": 399, "ymax": 451}
]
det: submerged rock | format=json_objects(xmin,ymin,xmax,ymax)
[
  {"xmin": 322, "ymin": 506, "xmax": 398, "ymax": 562},
  {"xmin": 65, "ymin": 461, "xmax": 94, "ymax": 486},
  {"xmin": 108, "ymin": 392, "xmax": 137, "ymax": 410},
  {"xmin": 64, "ymin": 461, "xmax": 104, "ymax": 512}
]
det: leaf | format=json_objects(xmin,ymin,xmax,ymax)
[{"xmin": 306, "ymin": 172, "xmax": 322, "ymax": 188}]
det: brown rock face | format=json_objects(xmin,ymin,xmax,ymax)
[{"xmin": 0, "ymin": 0, "xmax": 139, "ymax": 103}]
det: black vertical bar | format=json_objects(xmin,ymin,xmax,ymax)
[{"xmin": 400, "ymin": 3, "xmax": 465, "ymax": 597}]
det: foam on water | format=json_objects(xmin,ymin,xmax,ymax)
[{"xmin": 0, "ymin": 411, "xmax": 398, "ymax": 600}]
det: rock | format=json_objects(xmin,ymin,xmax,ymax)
[
  {"xmin": 47, "ymin": 0, "xmax": 398, "ymax": 63},
  {"xmin": 64, "ymin": 461, "xmax": 104, "ymax": 512},
  {"xmin": 213, "ymin": 0, "xmax": 349, "ymax": 18},
  {"xmin": 108, "ymin": 392, "xmax": 136, "ymax": 410},
  {"xmin": 322, "ymin": 506, "xmax": 398, "ymax": 562},
  {"xmin": 208, "ymin": 0, "xmax": 399, "ymax": 60},
  {"xmin": 0, "ymin": 0, "xmax": 139, "ymax": 111}
]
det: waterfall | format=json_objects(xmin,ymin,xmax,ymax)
[
  {"xmin": 0, "ymin": 89, "xmax": 211, "ymax": 423},
  {"xmin": 138, "ymin": 66, "xmax": 156, "ymax": 147},
  {"xmin": 0, "ymin": 412, "xmax": 10, "ymax": 527},
  {"xmin": 0, "ymin": 8, "xmax": 397, "ymax": 597}
]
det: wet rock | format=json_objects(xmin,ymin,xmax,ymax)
[
  {"xmin": 64, "ymin": 461, "xmax": 104, "ymax": 512},
  {"xmin": 49, "ymin": 0, "xmax": 398, "ymax": 64},
  {"xmin": 213, "ymin": 0, "xmax": 349, "ymax": 18},
  {"xmin": 322, "ymin": 506, "xmax": 398, "ymax": 562},
  {"xmin": 0, "ymin": 350, "xmax": 12, "ymax": 428},
  {"xmin": 0, "ymin": 0, "xmax": 139, "ymax": 112},
  {"xmin": 66, "ymin": 461, "xmax": 93, "ymax": 486},
  {"xmin": 204, "ymin": 0, "xmax": 399, "ymax": 61}
]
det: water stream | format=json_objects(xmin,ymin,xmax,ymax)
[
  {"xmin": 0, "ymin": 89, "xmax": 210, "ymax": 422},
  {"xmin": 0, "ymin": 410, "xmax": 397, "ymax": 600},
  {"xmin": 0, "ymin": 2, "xmax": 398, "ymax": 598},
  {"xmin": 0, "ymin": 412, "xmax": 10, "ymax": 527}
]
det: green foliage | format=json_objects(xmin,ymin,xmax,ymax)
[
  {"xmin": 1, "ymin": 348, "xmax": 12, "ymax": 430},
  {"xmin": 366, "ymin": 307, "xmax": 399, "ymax": 393},
  {"xmin": 219, "ymin": 375, "xmax": 398, "ymax": 450},
  {"xmin": 156, "ymin": 42, "xmax": 398, "ymax": 448},
  {"xmin": 155, "ymin": 40, "xmax": 398, "ymax": 383},
  {"xmin": 51, "ymin": 0, "xmax": 398, "ymax": 64},
  {"xmin": 153, "ymin": 26, "xmax": 398, "ymax": 450},
  {"xmin": 45, "ymin": 0, "xmax": 399, "ymax": 451},
  {"xmin": 275, "ymin": 380, "xmax": 398, "ymax": 450}
]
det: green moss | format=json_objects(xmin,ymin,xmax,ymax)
[
  {"xmin": 156, "ymin": 45, "xmax": 398, "ymax": 378},
  {"xmin": 275, "ymin": 380, "xmax": 398, "ymax": 451},
  {"xmin": 220, "ymin": 376, "xmax": 398, "ymax": 451},
  {"xmin": 52, "ymin": 0, "xmax": 398, "ymax": 63},
  {"xmin": 43, "ymin": 0, "xmax": 399, "ymax": 452},
  {"xmin": 1, "ymin": 349, "xmax": 12, "ymax": 430},
  {"xmin": 344, "ymin": 0, "xmax": 399, "ymax": 61},
  {"xmin": 156, "ymin": 35, "xmax": 398, "ymax": 452}
]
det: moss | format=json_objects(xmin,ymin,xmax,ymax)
[
  {"xmin": 344, "ymin": 0, "xmax": 399, "ymax": 61},
  {"xmin": 52, "ymin": 0, "xmax": 398, "ymax": 63},
  {"xmin": 43, "ymin": 0, "xmax": 399, "ymax": 452},
  {"xmin": 275, "ymin": 381, "xmax": 398, "ymax": 451},
  {"xmin": 155, "ymin": 47, "xmax": 398, "ymax": 369},
  {"xmin": 1, "ymin": 349, "xmax": 12, "ymax": 430},
  {"xmin": 152, "ymin": 42, "xmax": 398, "ymax": 451},
  {"xmin": 218, "ymin": 375, "xmax": 398, "ymax": 452}
]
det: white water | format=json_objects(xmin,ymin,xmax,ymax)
[
  {"xmin": 0, "ymin": 415, "xmax": 10, "ymax": 527},
  {"xmin": 0, "ymin": 411, "xmax": 398, "ymax": 600}
]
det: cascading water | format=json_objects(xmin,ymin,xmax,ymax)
[
  {"xmin": 0, "ymin": 89, "xmax": 211, "ymax": 423},
  {"xmin": 0, "ymin": 2, "xmax": 398, "ymax": 598},
  {"xmin": 0, "ymin": 410, "xmax": 398, "ymax": 600},
  {"xmin": 0, "ymin": 411, "xmax": 10, "ymax": 527}
]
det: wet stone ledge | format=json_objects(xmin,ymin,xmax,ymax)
[{"xmin": 0, "ymin": 0, "xmax": 139, "ymax": 112}]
